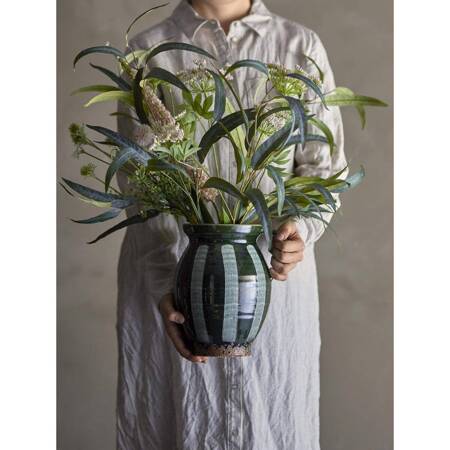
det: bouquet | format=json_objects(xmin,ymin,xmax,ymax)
[{"xmin": 61, "ymin": 6, "xmax": 387, "ymax": 356}]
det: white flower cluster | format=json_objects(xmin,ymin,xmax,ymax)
[
  {"xmin": 177, "ymin": 59, "xmax": 214, "ymax": 92},
  {"xmin": 259, "ymin": 109, "xmax": 292, "ymax": 135},
  {"xmin": 177, "ymin": 59, "xmax": 233, "ymax": 93}
]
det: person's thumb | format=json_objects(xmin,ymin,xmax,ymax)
[{"xmin": 159, "ymin": 295, "xmax": 185, "ymax": 324}]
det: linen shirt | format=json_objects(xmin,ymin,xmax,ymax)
[{"xmin": 116, "ymin": 1, "xmax": 346, "ymax": 449}]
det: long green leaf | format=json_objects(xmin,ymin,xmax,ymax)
[
  {"xmin": 88, "ymin": 211, "xmax": 158, "ymax": 244},
  {"xmin": 133, "ymin": 68, "xmax": 150, "ymax": 125},
  {"xmin": 198, "ymin": 109, "xmax": 256, "ymax": 162},
  {"xmin": 284, "ymin": 96, "xmax": 307, "ymax": 145},
  {"xmin": 73, "ymin": 45, "xmax": 124, "ymax": 68},
  {"xmin": 251, "ymin": 121, "xmax": 293, "ymax": 169},
  {"xmin": 309, "ymin": 117, "xmax": 336, "ymax": 153},
  {"xmin": 245, "ymin": 188, "xmax": 272, "ymax": 249},
  {"xmin": 61, "ymin": 178, "xmax": 133, "ymax": 209},
  {"xmin": 284, "ymin": 133, "xmax": 328, "ymax": 147},
  {"xmin": 206, "ymin": 70, "xmax": 225, "ymax": 122},
  {"xmin": 145, "ymin": 67, "xmax": 189, "ymax": 92},
  {"xmin": 309, "ymin": 183, "xmax": 337, "ymax": 211},
  {"xmin": 71, "ymin": 208, "xmax": 122, "ymax": 224},
  {"xmin": 287, "ymin": 72, "xmax": 328, "ymax": 108},
  {"xmin": 146, "ymin": 159, "xmax": 188, "ymax": 176},
  {"xmin": 89, "ymin": 63, "xmax": 131, "ymax": 90},
  {"xmin": 304, "ymin": 55, "xmax": 324, "ymax": 83},
  {"xmin": 324, "ymin": 87, "xmax": 388, "ymax": 107},
  {"xmin": 224, "ymin": 59, "xmax": 268, "ymax": 76},
  {"xmin": 331, "ymin": 166, "xmax": 365, "ymax": 193},
  {"xmin": 105, "ymin": 147, "xmax": 136, "ymax": 191},
  {"xmin": 86, "ymin": 125, "xmax": 153, "ymax": 162},
  {"xmin": 71, "ymin": 85, "xmax": 120, "ymax": 95},
  {"xmin": 145, "ymin": 42, "xmax": 216, "ymax": 65},
  {"xmin": 267, "ymin": 166, "xmax": 285, "ymax": 216},
  {"xmin": 199, "ymin": 198, "xmax": 215, "ymax": 224},
  {"xmin": 125, "ymin": 4, "xmax": 169, "ymax": 47},
  {"xmin": 84, "ymin": 90, "xmax": 134, "ymax": 108},
  {"xmin": 202, "ymin": 177, "xmax": 248, "ymax": 204}
]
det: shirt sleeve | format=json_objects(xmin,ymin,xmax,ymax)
[
  {"xmin": 293, "ymin": 31, "xmax": 348, "ymax": 246},
  {"xmin": 116, "ymin": 43, "xmax": 181, "ymax": 300}
]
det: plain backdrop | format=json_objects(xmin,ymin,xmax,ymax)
[{"xmin": 57, "ymin": 0, "xmax": 393, "ymax": 448}]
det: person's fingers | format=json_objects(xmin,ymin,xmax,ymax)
[
  {"xmin": 164, "ymin": 320, "xmax": 207, "ymax": 363},
  {"xmin": 271, "ymin": 248, "xmax": 303, "ymax": 264},
  {"xmin": 270, "ymin": 268, "xmax": 288, "ymax": 281},
  {"xmin": 159, "ymin": 294, "xmax": 208, "ymax": 364},
  {"xmin": 272, "ymin": 237, "xmax": 304, "ymax": 253},
  {"xmin": 271, "ymin": 258, "xmax": 296, "ymax": 276},
  {"xmin": 274, "ymin": 220, "xmax": 298, "ymax": 241},
  {"xmin": 159, "ymin": 294, "xmax": 185, "ymax": 323}
]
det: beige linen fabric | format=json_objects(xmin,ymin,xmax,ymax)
[{"xmin": 115, "ymin": 1, "xmax": 346, "ymax": 449}]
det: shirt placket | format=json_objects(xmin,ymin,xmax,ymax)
[{"xmin": 217, "ymin": 23, "xmax": 245, "ymax": 450}]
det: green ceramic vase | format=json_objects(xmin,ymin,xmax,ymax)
[{"xmin": 175, "ymin": 224, "xmax": 272, "ymax": 357}]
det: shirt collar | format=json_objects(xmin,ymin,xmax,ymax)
[{"xmin": 170, "ymin": 0, "xmax": 273, "ymax": 40}]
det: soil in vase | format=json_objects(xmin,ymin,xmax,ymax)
[{"xmin": 175, "ymin": 224, "xmax": 272, "ymax": 357}]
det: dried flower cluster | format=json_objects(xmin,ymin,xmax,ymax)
[{"xmin": 142, "ymin": 84, "xmax": 184, "ymax": 143}]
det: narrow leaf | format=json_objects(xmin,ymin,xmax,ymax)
[
  {"xmin": 89, "ymin": 63, "xmax": 131, "ymax": 90},
  {"xmin": 202, "ymin": 177, "xmax": 248, "ymax": 204},
  {"xmin": 147, "ymin": 158, "xmax": 188, "ymax": 175},
  {"xmin": 284, "ymin": 96, "xmax": 307, "ymax": 145},
  {"xmin": 251, "ymin": 121, "xmax": 293, "ymax": 169},
  {"xmin": 324, "ymin": 87, "xmax": 388, "ymax": 107},
  {"xmin": 267, "ymin": 166, "xmax": 285, "ymax": 216},
  {"xmin": 145, "ymin": 42, "xmax": 216, "ymax": 65},
  {"xmin": 86, "ymin": 124, "xmax": 153, "ymax": 162},
  {"xmin": 105, "ymin": 147, "xmax": 136, "ymax": 191},
  {"xmin": 198, "ymin": 109, "xmax": 256, "ymax": 162},
  {"xmin": 284, "ymin": 133, "xmax": 328, "ymax": 147},
  {"xmin": 88, "ymin": 211, "xmax": 158, "ymax": 244},
  {"xmin": 73, "ymin": 45, "xmax": 124, "ymax": 68},
  {"xmin": 309, "ymin": 117, "xmax": 336, "ymax": 153},
  {"xmin": 288, "ymin": 72, "xmax": 328, "ymax": 108},
  {"xmin": 72, "ymin": 208, "xmax": 122, "ymax": 224},
  {"xmin": 309, "ymin": 183, "xmax": 337, "ymax": 211},
  {"xmin": 125, "ymin": 4, "xmax": 169, "ymax": 47},
  {"xmin": 71, "ymin": 85, "xmax": 120, "ymax": 95},
  {"xmin": 61, "ymin": 178, "xmax": 133, "ymax": 209},
  {"xmin": 245, "ymin": 188, "xmax": 273, "ymax": 249},
  {"xmin": 304, "ymin": 55, "xmax": 324, "ymax": 83},
  {"xmin": 84, "ymin": 90, "xmax": 134, "ymax": 108},
  {"xmin": 331, "ymin": 166, "xmax": 365, "ymax": 193},
  {"xmin": 145, "ymin": 67, "xmax": 189, "ymax": 92},
  {"xmin": 224, "ymin": 59, "xmax": 268, "ymax": 76},
  {"xmin": 133, "ymin": 68, "xmax": 150, "ymax": 125},
  {"xmin": 206, "ymin": 70, "xmax": 226, "ymax": 122}
]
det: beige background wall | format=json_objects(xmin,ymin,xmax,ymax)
[{"xmin": 57, "ymin": 0, "xmax": 393, "ymax": 449}]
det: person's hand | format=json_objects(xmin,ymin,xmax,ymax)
[
  {"xmin": 158, "ymin": 293, "xmax": 208, "ymax": 363},
  {"xmin": 270, "ymin": 220, "xmax": 305, "ymax": 281}
]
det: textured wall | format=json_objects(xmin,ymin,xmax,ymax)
[{"xmin": 57, "ymin": 1, "xmax": 392, "ymax": 449}]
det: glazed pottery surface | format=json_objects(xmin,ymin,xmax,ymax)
[{"xmin": 175, "ymin": 224, "xmax": 272, "ymax": 357}]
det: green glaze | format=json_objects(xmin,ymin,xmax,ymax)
[{"xmin": 175, "ymin": 224, "xmax": 272, "ymax": 357}]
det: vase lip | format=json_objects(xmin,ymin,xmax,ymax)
[{"xmin": 183, "ymin": 223, "xmax": 263, "ymax": 236}]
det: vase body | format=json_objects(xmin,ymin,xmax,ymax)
[{"xmin": 175, "ymin": 224, "xmax": 272, "ymax": 357}]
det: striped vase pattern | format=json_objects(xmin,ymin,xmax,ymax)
[{"xmin": 175, "ymin": 224, "xmax": 271, "ymax": 357}]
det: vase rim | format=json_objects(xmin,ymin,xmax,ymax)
[{"xmin": 183, "ymin": 223, "xmax": 263, "ymax": 236}]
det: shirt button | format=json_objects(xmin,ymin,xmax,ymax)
[{"xmin": 230, "ymin": 36, "xmax": 239, "ymax": 44}]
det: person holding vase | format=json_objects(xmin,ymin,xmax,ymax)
[{"xmin": 116, "ymin": 0, "xmax": 346, "ymax": 449}]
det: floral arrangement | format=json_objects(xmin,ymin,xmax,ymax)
[{"xmin": 62, "ymin": 6, "xmax": 387, "ymax": 246}]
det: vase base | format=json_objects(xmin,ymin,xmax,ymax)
[{"xmin": 193, "ymin": 342, "xmax": 251, "ymax": 357}]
